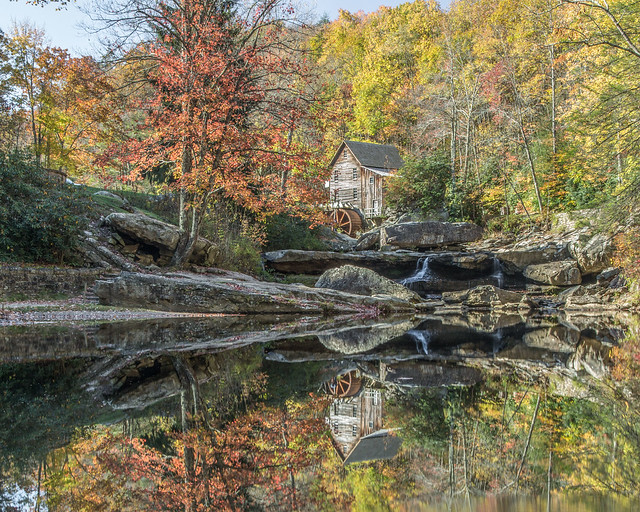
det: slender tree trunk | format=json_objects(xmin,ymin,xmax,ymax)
[
  {"xmin": 519, "ymin": 122, "xmax": 544, "ymax": 213},
  {"xmin": 515, "ymin": 394, "xmax": 541, "ymax": 490},
  {"xmin": 547, "ymin": 450, "xmax": 552, "ymax": 512},
  {"xmin": 549, "ymin": 43, "xmax": 557, "ymax": 156}
]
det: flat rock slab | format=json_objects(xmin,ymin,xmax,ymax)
[
  {"xmin": 262, "ymin": 249, "xmax": 424, "ymax": 277},
  {"xmin": 94, "ymin": 271, "xmax": 420, "ymax": 315},
  {"xmin": 380, "ymin": 221, "xmax": 483, "ymax": 249}
]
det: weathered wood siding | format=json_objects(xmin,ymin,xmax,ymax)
[
  {"xmin": 330, "ymin": 147, "xmax": 387, "ymax": 217},
  {"xmin": 330, "ymin": 148, "xmax": 362, "ymax": 207},
  {"xmin": 328, "ymin": 388, "xmax": 384, "ymax": 459}
]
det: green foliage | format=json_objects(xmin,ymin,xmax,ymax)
[
  {"xmin": 386, "ymin": 152, "xmax": 451, "ymax": 217},
  {"xmin": 263, "ymin": 214, "xmax": 327, "ymax": 252},
  {"xmin": 0, "ymin": 152, "xmax": 89, "ymax": 264}
]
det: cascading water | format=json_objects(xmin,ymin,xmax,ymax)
[
  {"xmin": 400, "ymin": 256, "xmax": 434, "ymax": 287},
  {"xmin": 407, "ymin": 329, "xmax": 431, "ymax": 355},
  {"xmin": 399, "ymin": 254, "xmax": 507, "ymax": 297}
]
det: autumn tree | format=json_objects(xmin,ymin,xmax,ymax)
[{"xmin": 96, "ymin": 0, "xmax": 323, "ymax": 266}]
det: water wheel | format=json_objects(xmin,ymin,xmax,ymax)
[
  {"xmin": 326, "ymin": 371, "xmax": 362, "ymax": 398},
  {"xmin": 331, "ymin": 208, "xmax": 363, "ymax": 237}
]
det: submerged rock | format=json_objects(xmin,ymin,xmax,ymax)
[
  {"xmin": 523, "ymin": 260, "xmax": 582, "ymax": 286},
  {"xmin": 380, "ymin": 221, "xmax": 483, "ymax": 249},
  {"xmin": 315, "ymin": 265, "xmax": 421, "ymax": 302}
]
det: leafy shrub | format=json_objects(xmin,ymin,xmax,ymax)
[
  {"xmin": 0, "ymin": 152, "xmax": 89, "ymax": 264},
  {"xmin": 386, "ymin": 151, "xmax": 451, "ymax": 217},
  {"xmin": 263, "ymin": 214, "xmax": 326, "ymax": 252}
]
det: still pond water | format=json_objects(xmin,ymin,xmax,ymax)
[{"xmin": 1, "ymin": 310, "xmax": 639, "ymax": 511}]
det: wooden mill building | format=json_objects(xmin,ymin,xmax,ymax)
[
  {"xmin": 325, "ymin": 370, "xmax": 402, "ymax": 465},
  {"xmin": 328, "ymin": 140, "xmax": 404, "ymax": 235}
]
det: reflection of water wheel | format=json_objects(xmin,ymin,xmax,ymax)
[
  {"xmin": 331, "ymin": 209, "xmax": 363, "ymax": 237},
  {"xmin": 327, "ymin": 371, "xmax": 362, "ymax": 398}
]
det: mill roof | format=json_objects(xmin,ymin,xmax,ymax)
[
  {"xmin": 341, "ymin": 430, "xmax": 403, "ymax": 465},
  {"xmin": 330, "ymin": 140, "xmax": 404, "ymax": 170}
]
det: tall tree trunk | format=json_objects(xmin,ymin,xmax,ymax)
[
  {"xmin": 515, "ymin": 394, "xmax": 541, "ymax": 490},
  {"xmin": 519, "ymin": 122, "xmax": 544, "ymax": 213}
]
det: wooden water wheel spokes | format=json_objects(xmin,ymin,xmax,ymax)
[
  {"xmin": 331, "ymin": 208, "xmax": 362, "ymax": 237},
  {"xmin": 326, "ymin": 371, "xmax": 362, "ymax": 397}
]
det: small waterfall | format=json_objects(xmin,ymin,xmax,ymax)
[
  {"xmin": 408, "ymin": 330, "xmax": 431, "ymax": 355},
  {"xmin": 401, "ymin": 256, "xmax": 433, "ymax": 286},
  {"xmin": 490, "ymin": 257, "xmax": 504, "ymax": 289}
]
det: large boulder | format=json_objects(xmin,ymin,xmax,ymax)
[
  {"xmin": 523, "ymin": 260, "xmax": 581, "ymax": 286},
  {"xmin": 105, "ymin": 213, "xmax": 218, "ymax": 266},
  {"xmin": 442, "ymin": 285, "xmax": 533, "ymax": 311},
  {"xmin": 315, "ymin": 265, "xmax": 421, "ymax": 302},
  {"xmin": 568, "ymin": 233, "xmax": 615, "ymax": 275},
  {"xmin": 495, "ymin": 242, "xmax": 569, "ymax": 275},
  {"xmin": 106, "ymin": 213, "xmax": 180, "ymax": 251},
  {"xmin": 380, "ymin": 221, "xmax": 483, "ymax": 249}
]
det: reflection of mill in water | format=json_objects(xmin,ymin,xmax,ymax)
[{"xmin": 324, "ymin": 370, "xmax": 402, "ymax": 465}]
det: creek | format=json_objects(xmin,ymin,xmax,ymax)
[{"xmin": 1, "ymin": 306, "xmax": 639, "ymax": 511}]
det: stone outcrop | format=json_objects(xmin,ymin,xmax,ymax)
[
  {"xmin": 106, "ymin": 213, "xmax": 180, "ymax": 251},
  {"xmin": 523, "ymin": 260, "xmax": 582, "ymax": 286},
  {"xmin": 104, "ymin": 212, "xmax": 218, "ymax": 267},
  {"xmin": 380, "ymin": 221, "xmax": 483, "ymax": 249},
  {"xmin": 315, "ymin": 265, "xmax": 421, "ymax": 302},
  {"xmin": 428, "ymin": 252, "xmax": 495, "ymax": 276},
  {"xmin": 354, "ymin": 228, "xmax": 381, "ymax": 251},
  {"xmin": 94, "ymin": 271, "xmax": 420, "ymax": 315},
  {"xmin": 568, "ymin": 233, "xmax": 614, "ymax": 275},
  {"xmin": 262, "ymin": 249, "xmax": 423, "ymax": 277},
  {"xmin": 442, "ymin": 285, "xmax": 533, "ymax": 311},
  {"xmin": 495, "ymin": 242, "xmax": 569, "ymax": 275}
]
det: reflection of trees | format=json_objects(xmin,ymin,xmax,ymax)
[
  {"xmin": 42, "ymin": 356, "xmax": 331, "ymax": 511},
  {"xmin": 387, "ymin": 372, "xmax": 640, "ymax": 503}
]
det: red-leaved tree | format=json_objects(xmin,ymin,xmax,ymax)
[{"xmin": 101, "ymin": 0, "xmax": 324, "ymax": 265}]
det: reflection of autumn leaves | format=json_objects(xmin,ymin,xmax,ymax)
[{"xmin": 47, "ymin": 397, "xmax": 331, "ymax": 511}]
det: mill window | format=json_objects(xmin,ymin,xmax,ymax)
[
  {"xmin": 352, "ymin": 168, "xmax": 358, "ymax": 180},
  {"xmin": 353, "ymin": 189, "xmax": 358, "ymax": 199}
]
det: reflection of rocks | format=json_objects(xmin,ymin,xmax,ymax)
[
  {"xmin": 361, "ymin": 361, "xmax": 484, "ymax": 388},
  {"xmin": 522, "ymin": 325, "xmax": 580, "ymax": 353},
  {"xmin": 317, "ymin": 319, "xmax": 419, "ymax": 355},
  {"xmin": 568, "ymin": 337, "xmax": 610, "ymax": 379},
  {"xmin": 442, "ymin": 285, "xmax": 533, "ymax": 311},
  {"xmin": 523, "ymin": 260, "xmax": 581, "ymax": 286},
  {"xmin": 315, "ymin": 265, "xmax": 421, "ymax": 302}
]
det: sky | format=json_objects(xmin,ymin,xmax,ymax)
[{"xmin": 3, "ymin": 0, "xmax": 451, "ymax": 56}]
